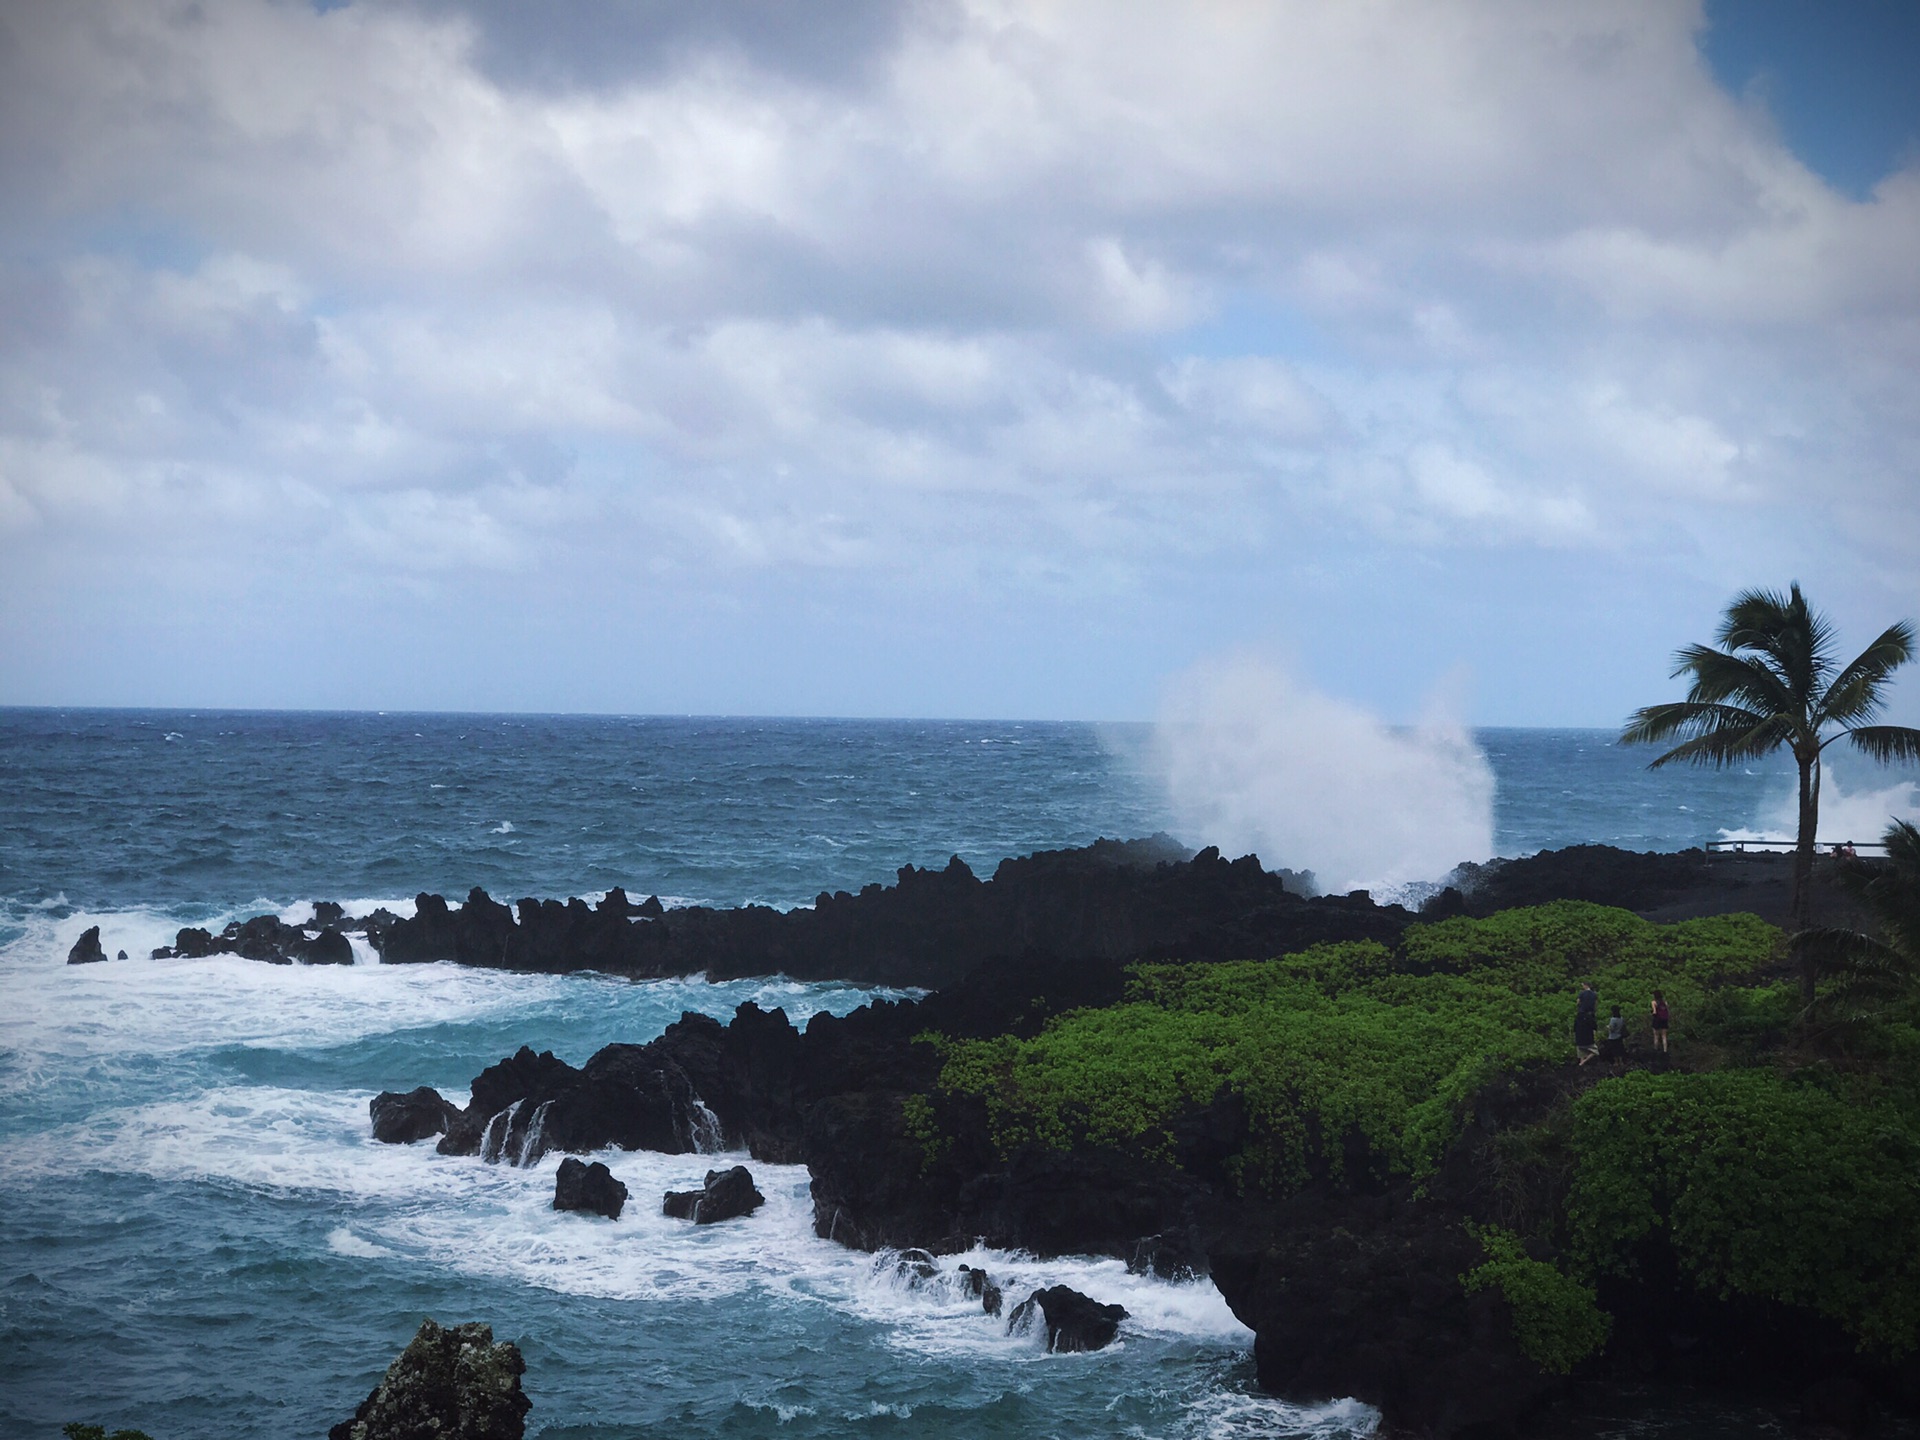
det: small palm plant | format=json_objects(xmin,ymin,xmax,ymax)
[
  {"xmin": 1800, "ymin": 819, "xmax": 1920, "ymax": 1021},
  {"xmin": 1622, "ymin": 584, "xmax": 1920, "ymax": 1004}
]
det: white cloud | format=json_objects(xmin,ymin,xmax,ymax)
[{"xmin": 0, "ymin": 0, "xmax": 1916, "ymax": 713}]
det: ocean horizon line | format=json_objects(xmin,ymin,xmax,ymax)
[{"xmin": 0, "ymin": 703, "xmax": 1632, "ymax": 734}]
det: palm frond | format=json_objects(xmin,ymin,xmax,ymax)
[
  {"xmin": 1671, "ymin": 645, "xmax": 1798, "ymax": 718},
  {"xmin": 1621, "ymin": 701, "xmax": 1768, "ymax": 748},
  {"xmin": 1719, "ymin": 582, "xmax": 1835, "ymax": 701},
  {"xmin": 1814, "ymin": 622, "xmax": 1915, "ymax": 726},
  {"xmin": 1628, "ymin": 706, "xmax": 1789, "ymax": 768},
  {"xmin": 1884, "ymin": 817, "xmax": 1920, "ymax": 872},
  {"xmin": 1799, "ymin": 926, "xmax": 1911, "ymax": 984},
  {"xmin": 1844, "ymin": 726, "xmax": 1920, "ymax": 766},
  {"xmin": 1837, "ymin": 818, "xmax": 1920, "ymax": 957},
  {"xmin": 1717, "ymin": 585, "xmax": 1800, "ymax": 649},
  {"xmin": 1798, "ymin": 926, "xmax": 1918, "ymax": 1021},
  {"xmin": 1806, "ymin": 819, "xmax": 1920, "ymax": 1022}
]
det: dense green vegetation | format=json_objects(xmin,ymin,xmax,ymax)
[
  {"xmin": 922, "ymin": 899, "xmax": 1920, "ymax": 1367},
  {"xmin": 934, "ymin": 902, "xmax": 1775, "ymax": 1186},
  {"xmin": 1568, "ymin": 1069, "xmax": 1920, "ymax": 1353},
  {"xmin": 1460, "ymin": 1225, "xmax": 1610, "ymax": 1373}
]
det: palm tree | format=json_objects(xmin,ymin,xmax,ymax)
[
  {"xmin": 1799, "ymin": 819, "xmax": 1920, "ymax": 1021},
  {"xmin": 1622, "ymin": 584, "xmax": 1920, "ymax": 1003}
]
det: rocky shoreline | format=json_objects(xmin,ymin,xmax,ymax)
[
  {"xmin": 106, "ymin": 835, "xmax": 1836, "ymax": 981},
  {"xmin": 322, "ymin": 840, "xmax": 1913, "ymax": 1439}
]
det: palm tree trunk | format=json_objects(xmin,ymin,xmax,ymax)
[{"xmin": 1794, "ymin": 750, "xmax": 1818, "ymax": 1005}]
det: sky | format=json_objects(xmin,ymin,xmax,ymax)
[{"xmin": 2, "ymin": 0, "xmax": 1918, "ymax": 724}]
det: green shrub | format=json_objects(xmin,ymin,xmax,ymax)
[
  {"xmin": 930, "ymin": 905, "xmax": 1780, "ymax": 1190},
  {"xmin": 1460, "ymin": 1224, "xmax": 1610, "ymax": 1373},
  {"xmin": 63, "ymin": 1425, "xmax": 154, "ymax": 1440},
  {"xmin": 1689, "ymin": 981, "xmax": 1798, "ymax": 1056},
  {"xmin": 1567, "ymin": 1070, "xmax": 1920, "ymax": 1354},
  {"xmin": 899, "ymin": 1091, "xmax": 949, "ymax": 1171}
]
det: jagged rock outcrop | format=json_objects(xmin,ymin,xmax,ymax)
[
  {"xmin": 150, "ymin": 914, "xmax": 353, "ymax": 964},
  {"xmin": 432, "ymin": 1042, "xmax": 718, "ymax": 1166},
  {"xmin": 663, "ymin": 1165, "xmax": 764, "ymax": 1224},
  {"xmin": 363, "ymin": 839, "xmax": 1381, "ymax": 989},
  {"xmin": 1006, "ymin": 1285, "xmax": 1128, "ymax": 1353},
  {"xmin": 329, "ymin": 1318, "xmax": 529, "ymax": 1440},
  {"xmin": 370, "ymin": 1087, "xmax": 463, "ymax": 1144},
  {"xmin": 67, "ymin": 926, "xmax": 108, "ymax": 964},
  {"xmin": 163, "ymin": 839, "xmax": 1820, "ymax": 987},
  {"xmin": 553, "ymin": 1158, "xmax": 628, "ymax": 1219},
  {"xmin": 1447, "ymin": 844, "xmax": 1870, "ymax": 929}
]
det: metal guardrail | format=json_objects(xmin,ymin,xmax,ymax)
[{"xmin": 1705, "ymin": 839, "xmax": 1888, "ymax": 857}]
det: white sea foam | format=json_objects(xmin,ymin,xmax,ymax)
[
  {"xmin": 0, "ymin": 905, "xmax": 903, "ymax": 1078},
  {"xmin": 0, "ymin": 922, "xmax": 586, "ymax": 1068},
  {"xmin": 0, "ymin": 882, "xmax": 1356, "ymax": 1431},
  {"xmin": 327, "ymin": 1226, "xmax": 395, "ymax": 1258},
  {"xmin": 8, "ymin": 1079, "xmax": 1254, "ymax": 1358},
  {"xmin": 1174, "ymin": 1390, "xmax": 1379, "ymax": 1438}
]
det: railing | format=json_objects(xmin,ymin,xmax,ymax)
[{"xmin": 1705, "ymin": 839, "xmax": 1889, "ymax": 857}]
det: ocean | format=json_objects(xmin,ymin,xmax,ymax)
[{"xmin": 0, "ymin": 709, "xmax": 1903, "ymax": 1439}]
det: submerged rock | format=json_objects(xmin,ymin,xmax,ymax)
[
  {"xmin": 370, "ymin": 1087, "xmax": 463, "ymax": 1145},
  {"xmin": 148, "ymin": 916, "xmax": 353, "ymax": 965},
  {"xmin": 1006, "ymin": 1285, "xmax": 1127, "ymax": 1352},
  {"xmin": 554, "ymin": 1157, "xmax": 628, "ymax": 1219},
  {"xmin": 328, "ymin": 1317, "xmax": 529, "ymax": 1440},
  {"xmin": 892, "ymin": 1248, "xmax": 940, "ymax": 1284},
  {"xmin": 66, "ymin": 926, "xmax": 108, "ymax": 965},
  {"xmin": 663, "ymin": 1165, "xmax": 764, "ymax": 1224},
  {"xmin": 957, "ymin": 1264, "xmax": 1002, "ymax": 1316}
]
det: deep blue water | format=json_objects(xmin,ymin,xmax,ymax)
[{"xmin": 2, "ymin": 709, "xmax": 1915, "ymax": 1440}]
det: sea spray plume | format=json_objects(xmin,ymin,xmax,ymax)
[
  {"xmin": 1154, "ymin": 655, "xmax": 1494, "ymax": 894},
  {"xmin": 1719, "ymin": 773, "xmax": 1920, "ymax": 848}
]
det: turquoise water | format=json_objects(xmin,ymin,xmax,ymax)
[{"xmin": 0, "ymin": 710, "xmax": 1895, "ymax": 1439}]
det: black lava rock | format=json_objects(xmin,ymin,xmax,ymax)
[
  {"xmin": 958, "ymin": 1264, "xmax": 1003, "ymax": 1316},
  {"xmin": 301, "ymin": 926, "xmax": 354, "ymax": 965},
  {"xmin": 66, "ymin": 926, "xmax": 108, "ymax": 965},
  {"xmin": 663, "ymin": 1165, "xmax": 764, "ymax": 1224},
  {"xmin": 370, "ymin": 1087, "xmax": 463, "ymax": 1144},
  {"xmin": 1007, "ymin": 1285, "xmax": 1128, "ymax": 1352},
  {"xmin": 1128, "ymin": 1227, "xmax": 1210, "ymax": 1281},
  {"xmin": 162, "ymin": 926, "xmax": 219, "ymax": 959},
  {"xmin": 553, "ymin": 1157, "xmax": 628, "ymax": 1219},
  {"xmin": 329, "ymin": 1317, "xmax": 529, "ymax": 1440}
]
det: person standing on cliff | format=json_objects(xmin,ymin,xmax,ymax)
[
  {"xmin": 1574, "ymin": 981, "xmax": 1598, "ymax": 1065},
  {"xmin": 1650, "ymin": 989, "xmax": 1671, "ymax": 1059},
  {"xmin": 1603, "ymin": 1006, "xmax": 1628, "ymax": 1075}
]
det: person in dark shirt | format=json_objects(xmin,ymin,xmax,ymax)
[
  {"xmin": 1574, "ymin": 981, "xmax": 1598, "ymax": 1065},
  {"xmin": 1650, "ymin": 989, "xmax": 1671, "ymax": 1056}
]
